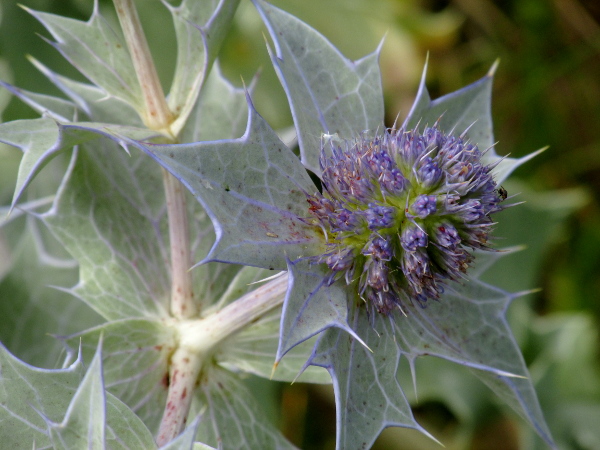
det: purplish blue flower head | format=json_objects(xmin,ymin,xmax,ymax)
[{"xmin": 306, "ymin": 126, "xmax": 505, "ymax": 315}]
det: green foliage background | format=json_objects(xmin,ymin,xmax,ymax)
[{"xmin": 1, "ymin": 0, "xmax": 599, "ymax": 448}]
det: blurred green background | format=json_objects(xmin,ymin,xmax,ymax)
[{"xmin": 1, "ymin": 0, "xmax": 599, "ymax": 449}]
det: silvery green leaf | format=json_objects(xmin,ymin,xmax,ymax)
[
  {"xmin": 253, "ymin": 0, "xmax": 384, "ymax": 176},
  {"xmin": 179, "ymin": 63, "xmax": 249, "ymax": 144},
  {"xmin": 133, "ymin": 99, "xmax": 324, "ymax": 270},
  {"xmin": 310, "ymin": 311, "xmax": 436, "ymax": 450},
  {"xmin": 45, "ymin": 340, "xmax": 107, "ymax": 448},
  {"xmin": 42, "ymin": 142, "xmax": 172, "ymax": 320},
  {"xmin": 0, "ymin": 219, "xmax": 102, "ymax": 368},
  {"xmin": 0, "ymin": 80, "xmax": 76, "ymax": 122},
  {"xmin": 276, "ymin": 259, "xmax": 366, "ymax": 363},
  {"xmin": 193, "ymin": 367, "xmax": 296, "ymax": 449},
  {"xmin": 403, "ymin": 62, "xmax": 542, "ymax": 184},
  {"xmin": 305, "ymin": 254, "xmax": 555, "ymax": 449},
  {"xmin": 404, "ymin": 61, "xmax": 497, "ymax": 150},
  {"xmin": 0, "ymin": 117, "xmax": 159, "ymax": 208},
  {"xmin": 217, "ymin": 304, "xmax": 331, "ymax": 384},
  {"xmin": 25, "ymin": 2, "xmax": 143, "ymax": 113},
  {"xmin": 27, "ymin": 56, "xmax": 144, "ymax": 126},
  {"xmin": 166, "ymin": 0, "xmax": 240, "ymax": 135},
  {"xmin": 0, "ymin": 342, "xmax": 156, "ymax": 449},
  {"xmin": 62, "ymin": 319, "xmax": 177, "ymax": 434}
]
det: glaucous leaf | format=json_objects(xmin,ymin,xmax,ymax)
[
  {"xmin": 25, "ymin": 2, "xmax": 143, "ymax": 113},
  {"xmin": 0, "ymin": 117, "xmax": 158, "ymax": 208},
  {"xmin": 166, "ymin": 0, "xmax": 241, "ymax": 135},
  {"xmin": 276, "ymin": 259, "xmax": 366, "ymax": 363},
  {"xmin": 403, "ymin": 62, "xmax": 545, "ymax": 184},
  {"xmin": 0, "ymin": 80, "xmax": 76, "ymax": 122},
  {"xmin": 0, "ymin": 219, "xmax": 102, "ymax": 368},
  {"xmin": 45, "ymin": 340, "xmax": 107, "ymax": 448},
  {"xmin": 133, "ymin": 99, "xmax": 324, "ymax": 270},
  {"xmin": 310, "ymin": 311, "xmax": 436, "ymax": 450},
  {"xmin": 62, "ymin": 319, "xmax": 177, "ymax": 434},
  {"xmin": 0, "ymin": 342, "xmax": 156, "ymax": 449},
  {"xmin": 193, "ymin": 367, "xmax": 296, "ymax": 449},
  {"xmin": 253, "ymin": 0, "xmax": 384, "ymax": 176},
  {"xmin": 26, "ymin": 56, "xmax": 144, "ymax": 126},
  {"xmin": 42, "ymin": 141, "xmax": 172, "ymax": 320}
]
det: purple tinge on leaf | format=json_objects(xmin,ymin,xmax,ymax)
[{"xmin": 304, "ymin": 125, "xmax": 505, "ymax": 316}]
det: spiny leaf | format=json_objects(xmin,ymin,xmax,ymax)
[
  {"xmin": 0, "ymin": 117, "xmax": 159, "ymax": 209},
  {"xmin": 133, "ymin": 99, "xmax": 324, "ymax": 270},
  {"xmin": 166, "ymin": 0, "xmax": 241, "ymax": 135},
  {"xmin": 193, "ymin": 367, "xmax": 296, "ymax": 449},
  {"xmin": 179, "ymin": 63, "xmax": 249, "ymax": 144},
  {"xmin": 253, "ymin": 0, "xmax": 384, "ymax": 176},
  {"xmin": 403, "ymin": 61, "xmax": 497, "ymax": 150},
  {"xmin": 217, "ymin": 300, "xmax": 331, "ymax": 384},
  {"xmin": 0, "ymin": 80, "xmax": 76, "ymax": 122},
  {"xmin": 27, "ymin": 56, "xmax": 144, "ymax": 126},
  {"xmin": 0, "ymin": 219, "xmax": 102, "ymax": 368},
  {"xmin": 0, "ymin": 342, "xmax": 156, "ymax": 449},
  {"xmin": 403, "ymin": 62, "xmax": 539, "ymax": 184},
  {"xmin": 44, "ymin": 340, "xmax": 107, "ymax": 448},
  {"xmin": 62, "ymin": 319, "xmax": 177, "ymax": 434},
  {"xmin": 25, "ymin": 2, "xmax": 143, "ymax": 113},
  {"xmin": 277, "ymin": 258, "xmax": 367, "ymax": 363},
  {"xmin": 42, "ymin": 142, "xmax": 172, "ymax": 320},
  {"xmin": 310, "ymin": 311, "xmax": 435, "ymax": 450}
]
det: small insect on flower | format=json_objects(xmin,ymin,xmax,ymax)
[
  {"xmin": 305, "ymin": 126, "xmax": 505, "ymax": 316},
  {"xmin": 496, "ymin": 185, "xmax": 508, "ymax": 201}
]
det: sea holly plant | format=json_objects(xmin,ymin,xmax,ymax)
[{"xmin": 0, "ymin": 0, "xmax": 556, "ymax": 449}]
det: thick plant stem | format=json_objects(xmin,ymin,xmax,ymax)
[
  {"xmin": 156, "ymin": 274, "xmax": 288, "ymax": 444},
  {"xmin": 163, "ymin": 168, "xmax": 197, "ymax": 319},
  {"xmin": 113, "ymin": 0, "xmax": 173, "ymax": 132},
  {"xmin": 113, "ymin": 0, "xmax": 196, "ymax": 320},
  {"xmin": 156, "ymin": 346, "xmax": 202, "ymax": 447}
]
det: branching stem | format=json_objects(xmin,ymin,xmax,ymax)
[{"xmin": 156, "ymin": 274, "xmax": 288, "ymax": 445}]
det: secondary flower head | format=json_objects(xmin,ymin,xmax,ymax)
[{"xmin": 306, "ymin": 125, "xmax": 505, "ymax": 315}]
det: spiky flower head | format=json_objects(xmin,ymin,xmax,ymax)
[{"xmin": 306, "ymin": 125, "xmax": 505, "ymax": 316}]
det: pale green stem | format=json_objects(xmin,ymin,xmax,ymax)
[
  {"xmin": 113, "ymin": 0, "xmax": 173, "ymax": 132},
  {"xmin": 156, "ymin": 274, "xmax": 288, "ymax": 445},
  {"xmin": 162, "ymin": 168, "xmax": 197, "ymax": 319},
  {"xmin": 113, "ymin": 0, "xmax": 196, "ymax": 320}
]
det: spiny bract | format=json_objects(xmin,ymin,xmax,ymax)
[{"xmin": 305, "ymin": 125, "xmax": 505, "ymax": 316}]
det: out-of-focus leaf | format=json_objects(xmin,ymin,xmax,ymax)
[
  {"xmin": 0, "ymin": 218, "xmax": 102, "ymax": 368},
  {"xmin": 25, "ymin": 3, "xmax": 143, "ymax": 113},
  {"xmin": 27, "ymin": 56, "xmax": 143, "ymax": 126},
  {"xmin": 45, "ymin": 340, "xmax": 107, "ymax": 448},
  {"xmin": 193, "ymin": 366, "xmax": 296, "ymax": 449},
  {"xmin": 0, "ymin": 80, "xmax": 76, "ymax": 121},
  {"xmin": 179, "ymin": 63, "xmax": 249, "ymax": 144}
]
